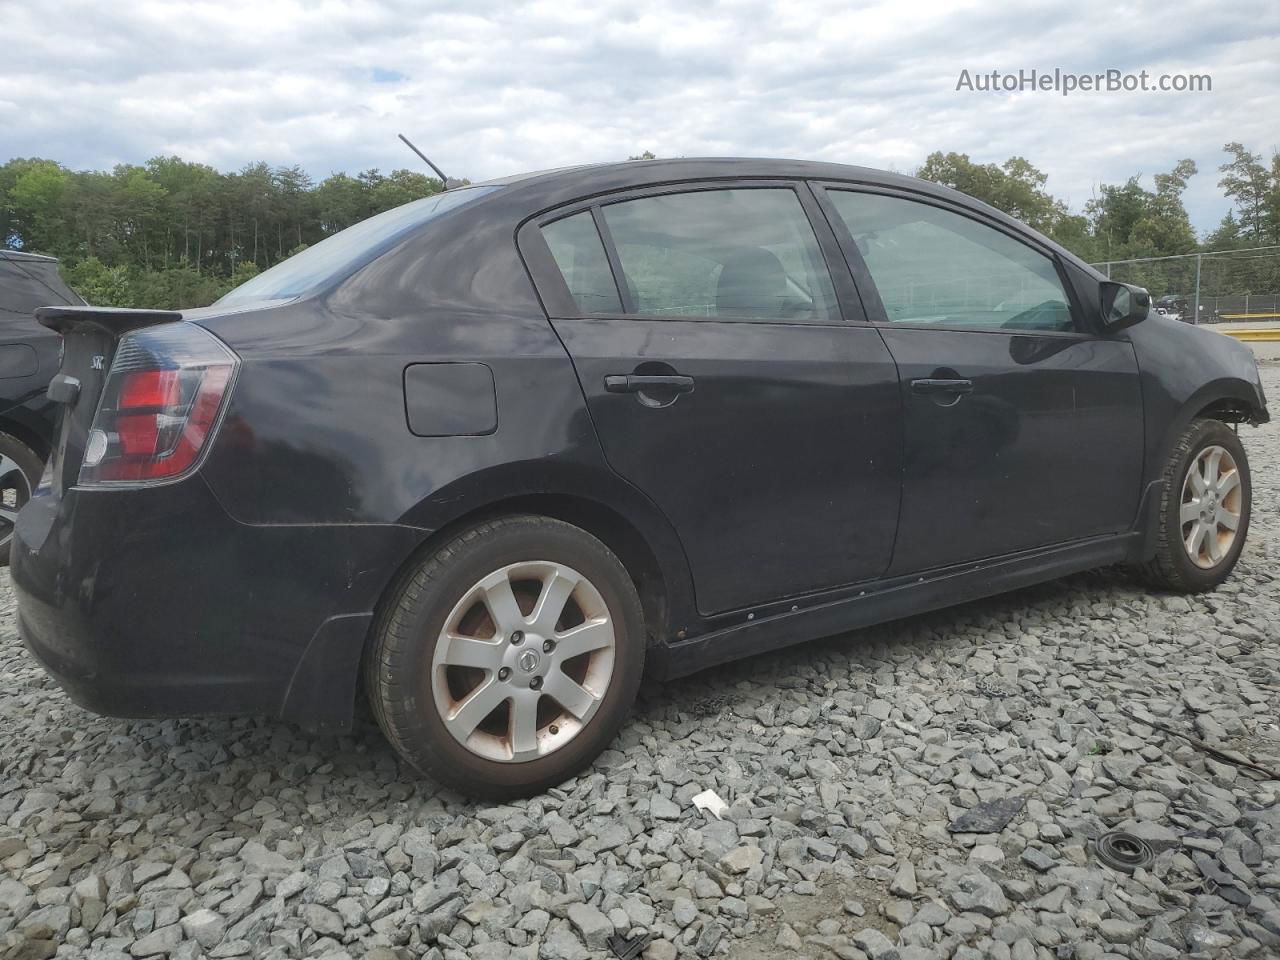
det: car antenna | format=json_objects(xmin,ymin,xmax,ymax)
[{"xmin": 398, "ymin": 133, "xmax": 461, "ymax": 189}]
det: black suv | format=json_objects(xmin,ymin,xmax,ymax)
[
  {"xmin": 1154, "ymin": 295, "xmax": 1198, "ymax": 323},
  {"xmin": 0, "ymin": 250, "xmax": 79, "ymax": 563},
  {"xmin": 13, "ymin": 159, "xmax": 1268, "ymax": 798}
]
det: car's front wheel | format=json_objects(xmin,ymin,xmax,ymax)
[
  {"xmin": 1137, "ymin": 418, "xmax": 1251, "ymax": 592},
  {"xmin": 364, "ymin": 515, "xmax": 645, "ymax": 799}
]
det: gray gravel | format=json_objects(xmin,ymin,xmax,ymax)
[{"xmin": 3, "ymin": 365, "xmax": 1279, "ymax": 960}]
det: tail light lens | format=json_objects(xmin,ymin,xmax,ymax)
[{"xmin": 80, "ymin": 323, "xmax": 239, "ymax": 485}]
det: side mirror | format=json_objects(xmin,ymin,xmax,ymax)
[{"xmin": 1100, "ymin": 281, "xmax": 1150, "ymax": 331}]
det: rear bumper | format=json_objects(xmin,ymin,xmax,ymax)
[{"xmin": 12, "ymin": 477, "xmax": 422, "ymax": 732}]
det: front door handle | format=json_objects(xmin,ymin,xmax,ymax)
[
  {"xmin": 911, "ymin": 378, "xmax": 974, "ymax": 396},
  {"xmin": 605, "ymin": 374, "xmax": 695, "ymax": 394}
]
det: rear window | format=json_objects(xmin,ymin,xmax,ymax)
[
  {"xmin": 0, "ymin": 257, "xmax": 81, "ymax": 318},
  {"xmin": 217, "ymin": 187, "xmax": 497, "ymax": 306}
]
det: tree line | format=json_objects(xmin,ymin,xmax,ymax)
[
  {"xmin": 2, "ymin": 143, "xmax": 1278, "ymax": 309},
  {"xmin": 0, "ymin": 157, "xmax": 446, "ymax": 308},
  {"xmin": 916, "ymin": 143, "xmax": 1280, "ymax": 299},
  {"xmin": 917, "ymin": 143, "xmax": 1280, "ymax": 260}
]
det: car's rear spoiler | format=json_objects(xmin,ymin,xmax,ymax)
[{"xmin": 35, "ymin": 305, "xmax": 183, "ymax": 336}]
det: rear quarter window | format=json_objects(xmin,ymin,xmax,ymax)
[
  {"xmin": 540, "ymin": 213, "xmax": 622, "ymax": 314},
  {"xmin": 217, "ymin": 186, "xmax": 497, "ymax": 306}
]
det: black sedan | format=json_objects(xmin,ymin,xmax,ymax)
[{"xmin": 13, "ymin": 158, "xmax": 1269, "ymax": 798}]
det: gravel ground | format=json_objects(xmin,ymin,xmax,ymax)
[{"xmin": 3, "ymin": 366, "xmax": 1279, "ymax": 960}]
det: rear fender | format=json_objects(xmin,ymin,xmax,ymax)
[{"xmin": 395, "ymin": 458, "xmax": 698, "ymax": 635}]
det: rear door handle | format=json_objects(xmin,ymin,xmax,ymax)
[
  {"xmin": 605, "ymin": 374, "xmax": 695, "ymax": 394},
  {"xmin": 911, "ymin": 378, "xmax": 973, "ymax": 396}
]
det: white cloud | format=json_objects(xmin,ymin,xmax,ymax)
[{"xmin": 3, "ymin": 0, "xmax": 1277, "ymax": 233}]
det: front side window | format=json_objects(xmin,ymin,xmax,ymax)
[
  {"xmin": 827, "ymin": 191, "xmax": 1073, "ymax": 332},
  {"xmin": 540, "ymin": 212, "xmax": 622, "ymax": 313},
  {"xmin": 599, "ymin": 188, "xmax": 839, "ymax": 321}
]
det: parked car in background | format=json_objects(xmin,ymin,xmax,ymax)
[
  {"xmin": 12, "ymin": 159, "xmax": 1270, "ymax": 798},
  {"xmin": 0, "ymin": 250, "xmax": 80, "ymax": 564},
  {"xmin": 1154, "ymin": 295, "xmax": 1200, "ymax": 323}
]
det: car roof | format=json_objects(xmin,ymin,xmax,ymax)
[
  {"xmin": 0, "ymin": 249, "xmax": 58, "ymax": 263},
  {"xmin": 477, "ymin": 156, "xmax": 942, "ymax": 202},
  {"xmin": 467, "ymin": 157, "xmax": 1088, "ymax": 271}
]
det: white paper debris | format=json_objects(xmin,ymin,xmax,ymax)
[{"xmin": 691, "ymin": 788, "xmax": 728, "ymax": 820}]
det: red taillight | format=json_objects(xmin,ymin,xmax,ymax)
[
  {"xmin": 116, "ymin": 412, "xmax": 162, "ymax": 457},
  {"xmin": 80, "ymin": 324, "xmax": 239, "ymax": 486},
  {"xmin": 119, "ymin": 369, "xmax": 182, "ymax": 410}
]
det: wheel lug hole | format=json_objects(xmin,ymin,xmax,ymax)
[
  {"xmin": 530, "ymin": 676, "xmax": 542, "ymax": 690},
  {"xmin": 510, "ymin": 631, "xmax": 524, "ymax": 645},
  {"xmin": 498, "ymin": 667, "xmax": 511, "ymax": 681},
  {"xmin": 543, "ymin": 640, "xmax": 555, "ymax": 653}
]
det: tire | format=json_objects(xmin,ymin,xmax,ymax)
[
  {"xmin": 0, "ymin": 432, "xmax": 43, "ymax": 568},
  {"xmin": 364, "ymin": 515, "xmax": 646, "ymax": 800},
  {"xmin": 1136, "ymin": 418, "xmax": 1251, "ymax": 592}
]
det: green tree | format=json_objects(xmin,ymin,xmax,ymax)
[
  {"xmin": 314, "ymin": 173, "xmax": 369, "ymax": 234},
  {"xmin": 1218, "ymin": 143, "xmax": 1278, "ymax": 244},
  {"xmin": 915, "ymin": 152, "xmax": 1083, "ymax": 251},
  {"xmin": 144, "ymin": 156, "xmax": 221, "ymax": 270},
  {"xmin": 7, "ymin": 160, "xmax": 71, "ymax": 254},
  {"xmin": 1086, "ymin": 159, "xmax": 1198, "ymax": 262},
  {"xmin": 113, "ymin": 165, "xmax": 169, "ymax": 270},
  {"xmin": 370, "ymin": 168, "xmax": 443, "ymax": 213},
  {"xmin": 63, "ymin": 256, "xmax": 131, "ymax": 306},
  {"xmin": 2, "ymin": 152, "xmax": 462, "ymax": 309},
  {"xmin": 1205, "ymin": 210, "xmax": 1248, "ymax": 250},
  {"xmin": 273, "ymin": 165, "xmax": 316, "ymax": 257}
]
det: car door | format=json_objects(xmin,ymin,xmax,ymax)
[
  {"xmin": 519, "ymin": 182, "xmax": 903, "ymax": 616},
  {"xmin": 815, "ymin": 184, "xmax": 1145, "ymax": 576}
]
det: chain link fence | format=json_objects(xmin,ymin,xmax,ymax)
[{"xmin": 1092, "ymin": 245, "xmax": 1280, "ymax": 323}]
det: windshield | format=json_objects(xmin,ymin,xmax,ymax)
[{"xmin": 217, "ymin": 186, "xmax": 497, "ymax": 305}]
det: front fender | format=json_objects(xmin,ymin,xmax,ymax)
[
  {"xmin": 1130, "ymin": 317, "xmax": 1268, "ymax": 480},
  {"xmin": 1126, "ymin": 317, "xmax": 1268, "ymax": 562}
]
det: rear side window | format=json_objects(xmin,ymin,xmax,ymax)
[
  {"xmin": 827, "ymin": 191, "xmax": 1073, "ymax": 332},
  {"xmin": 541, "ymin": 213, "xmax": 622, "ymax": 313},
  {"xmin": 218, "ymin": 186, "xmax": 497, "ymax": 306},
  {"xmin": 600, "ymin": 189, "xmax": 839, "ymax": 321}
]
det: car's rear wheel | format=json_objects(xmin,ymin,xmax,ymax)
[
  {"xmin": 364, "ymin": 515, "xmax": 645, "ymax": 799},
  {"xmin": 0, "ymin": 433, "xmax": 43, "ymax": 567},
  {"xmin": 1137, "ymin": 418, "xmax": 1251, "ymax": 592}
]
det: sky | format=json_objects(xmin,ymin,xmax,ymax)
[{"xmin": 4, "ymin": 0, "xmax": 1278, "ymax": 236}]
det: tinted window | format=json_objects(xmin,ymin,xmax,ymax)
[
  {"xmin": 541, "ymin": 212, "xmax": 622, "ymax": 313},
  {"xmin": 0, "ymin": 257, "xmax": 80, "ymax": 319},
  {"xmin": 218, "ymin": 187, "xmax": 497, "ymax": 305},
  {"xmin": 828, "ymin": 191, "xmax": 1073, "ymax": 331},
  {"xmin": 601, "ymin": 189, "xmax": 838, "ymax": 321}
]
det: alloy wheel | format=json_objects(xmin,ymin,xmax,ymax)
[
  {"xmin": 1179, "ymin": 444, "xmax": 1242, "ymax": 569},
  {"xmin": 0, "ymin": 454, "xmax": 32, "ymax": 553},
  {"xmin": 430, "ymin": 560, "xmax": 616, "ymax": 763}
]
